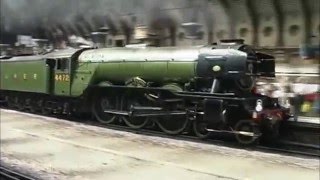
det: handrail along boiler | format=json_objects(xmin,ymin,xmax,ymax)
[{"xmin": 0, "ymin": 39, "xmax": 290, "ymax": 144}]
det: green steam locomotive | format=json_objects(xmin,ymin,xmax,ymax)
[{"xmin": 0, "ymin": 40, "xmax": 290, "ymax": 144}]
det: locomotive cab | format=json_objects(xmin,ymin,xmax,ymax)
[{"xmin": 44, "ymin": 49, "xmax": 79, "ymax": 96}]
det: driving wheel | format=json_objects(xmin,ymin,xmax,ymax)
[
  {"xmin": 92, "ymin": 96, "xmax": 117, "ymax": 124},
  {"xmin": 193, "ymin": 120, "xmax": 211, "ymax": 139},
  {"xmin": 120, "ymin": 96, "xmax": 149, "ymax": 129}
]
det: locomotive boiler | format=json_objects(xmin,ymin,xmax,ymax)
[
  {"xmin": 0, "ymin": 39, "xmax": 290, "ymax": 144},
  {"xmin": 77, "ymin": 40, "xmax": 273, "ymax": 94}
]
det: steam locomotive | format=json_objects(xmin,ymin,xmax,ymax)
[{"xmin": 0, "ymin": 39, "xmax": 290, "ymax": 144}]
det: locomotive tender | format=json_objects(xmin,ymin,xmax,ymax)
[{"xmin": 0, "ymin": 40, "xmax": 290, "ymax": 144}]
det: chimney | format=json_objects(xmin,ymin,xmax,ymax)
[
  {"xmin": 90, "ymin": 26, "xmax": 110, "ymax": 48},
  {"xmin": 53, "ymin": 29, "xmax": 66, "ymax": 49},
  {"xmin": 181, "ymin": 22, "xmax": 203, "ymax": 39}
]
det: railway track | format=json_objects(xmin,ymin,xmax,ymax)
[
  {"xmin": 257, "ymin": 141, "xmax": 320, "ymax": 157},
  {"xmin": 0, "ymin": 166, "xmax": 35, "ymax": 180},
  {"xmin": 1, "ymin": 106, "xmax": 319, "ymax": 158},
  {"xmin": 88, "ymin": 119, "xmax": 320, "ymax": 158}
]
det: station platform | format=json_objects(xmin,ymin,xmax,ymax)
[
  {"xmin": 0, "ymin": 109, "xmax": 319, "ymax": 180},
  {"xmin": 275, "ymin": 64, "xmax": 319, "ymax": 76},
  {"xmin": 288, "ymin": 116, "xmax": 320, "ymax": 124}
]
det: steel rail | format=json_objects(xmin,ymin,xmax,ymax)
[
  {"xmin": 64, "ymin": 111, "xmax": 320, "ymax": 158},
  {"xmin": 1, "ymin": 106, "xmax": 319, "ymax": 158},
  {"xmin": 256, "ymin": 145, "xmax": 320, "ymax": 157},
  {"xmin": 0, "ymin": 166, "xmax": 36, "ymax": 180}
]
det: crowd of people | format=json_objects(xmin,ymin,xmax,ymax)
[{"xmin": 255, "ymin": 78, "xmax": 319, "ymax": 118}]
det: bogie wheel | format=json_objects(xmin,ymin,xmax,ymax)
[
  {"xmin": 120, "ymin": 96, "xmax": 149, "ymax": 129},
  {"xmin": 6, "ymin": 96, "xmax": 15, "ymax": 109},
  {"xmin": 261, "ymin": 121, "xmax": 281, "ymax": 143},
  {"xmin": 193, "ymin": 120, "xmax": 211, "ymax": 139},
  {"xmin": 92, "ymin": 95, "xmax": 118, "ymax": 124},
  {"xmin": 156, "ymin": 114, "xmax": 189, "ymax": 135},
  {"xmin": 29, "ymin": 98, "xmax": 37, "ymax": 113},
  {"xmin": 24, "ymin": 98, "xmax": 32, "ymax": 112},
  {"xmin": 40, "ymin": 100, "xmax": 50, "ymax": 115},
  {"xmin": 16, "ymin": 97, "xmax": 25, "ymax": 111},
  {"xmin": 234, "ymin": 120, "xmax": 261, "ymax": 145}
]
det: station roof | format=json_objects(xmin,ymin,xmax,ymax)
[
  {"xmin": 44, "ymin": 48, "xmax": 79, "ymax": 59},
  {"xmin": 0, "ymin": 48, "xmax": 80, "ymax": 62},
  {"xmin": 0, "ymin": 55, "xmax": 44, "ymax": 62}
]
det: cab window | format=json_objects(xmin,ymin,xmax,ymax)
[{"xmin": 56, "ymin": 58, "xmax": 69, "ymax": 72}]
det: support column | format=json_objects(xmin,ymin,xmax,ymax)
[
  {"xmin": 246, "ymin": 0, "xmax": 259, "ymax": 46},
  {"xmin": 217, "ymin": 0, "xmax": 235, "ymax": 39},
  {"xmin": 300, "ymin": 0, "xmax": 311, "ymax": 44},
  {"xmin": 272, "ymin": 0, "xmax": 284, "ymax": 46}
]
